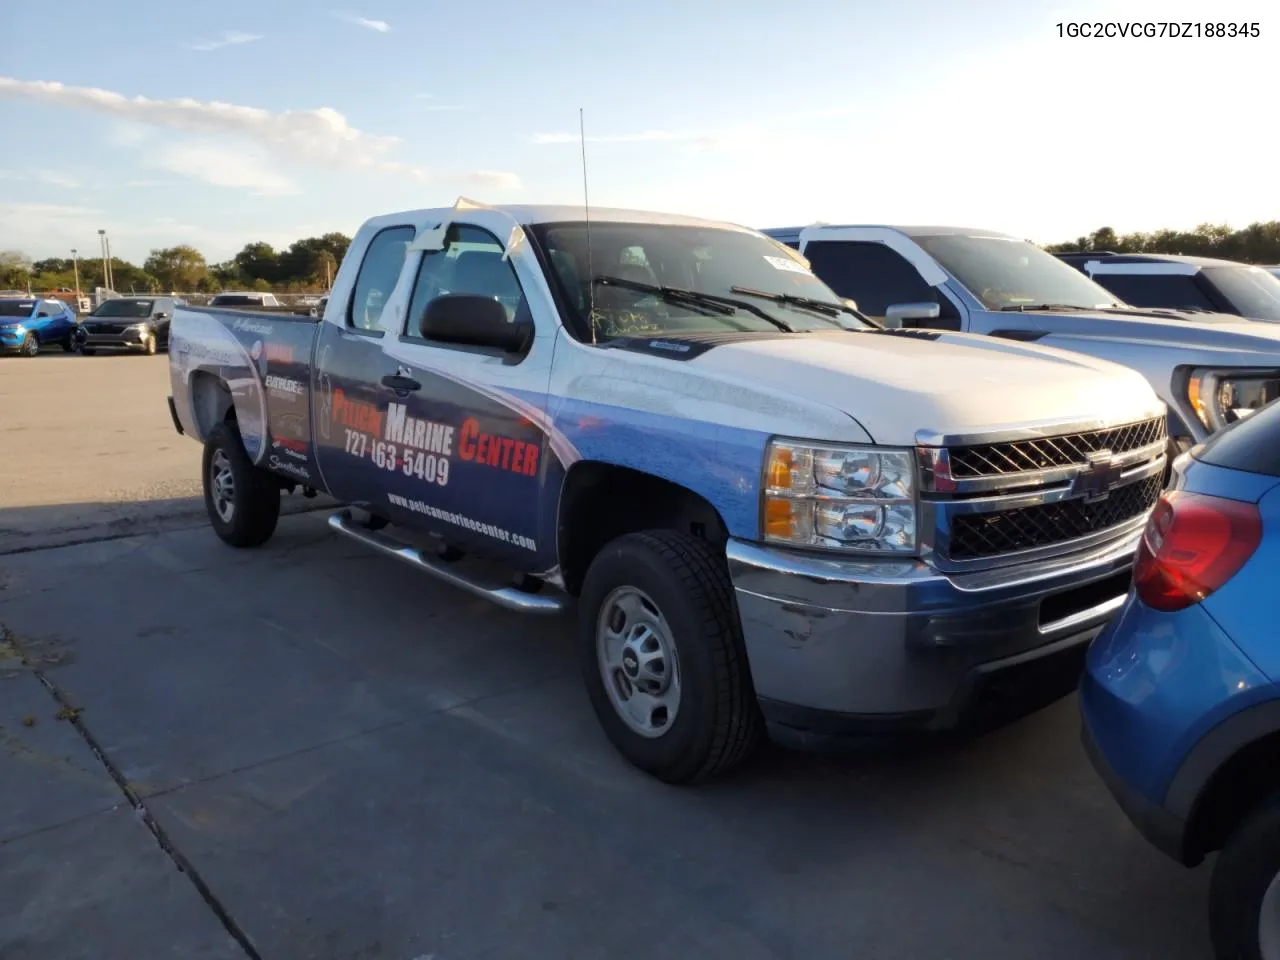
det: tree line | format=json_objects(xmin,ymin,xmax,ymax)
[
  {"xmin": 4, "ymin": 220, "xmax": 1279, "ymax": 295},
  {"xmin": 1045, "ymin": 220, "xmax": 1280, "ymax": 262},
  {"xmin": 0, "ymin": 233, "xmax": 351, "ymax": 295}
]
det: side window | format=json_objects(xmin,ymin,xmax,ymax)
[
  {"xmin": 803, "ymin": 241, "xmax": 958, "ymax": 323},
  {"xmin": 37, "ymin": 303, "xmax": 56, "ymax": 317},
  {"xmin": 348, "ymin": 225, "xmax": 415, "ymax": 333},
  {"xmin": 403, "ymin": 225, "xmax": 528, "ymax": 342},
  {"xmin": 1092, "ymin": 273, "xmax": 1218, "ymax": 311}
]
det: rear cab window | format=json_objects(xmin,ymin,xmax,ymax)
[{"xmin": 349, "ymin": 225, "xmax": 415, "ymax": 334}]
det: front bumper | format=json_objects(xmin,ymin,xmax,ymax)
[
  {"xmin": 76, "ymin": 327, "xmax": 152, "ymax": 349},
  {"xmin": 0, "ymin": 330, "xmax": 28, "ymax": 352},
  {"xmin": 726, "ymin": 531, "xmax": 1140, "ymax": 746}
]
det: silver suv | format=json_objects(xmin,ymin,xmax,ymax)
[{"xmin": 764, "ymin": 225, "xmax": 1280, "ymax": 452}]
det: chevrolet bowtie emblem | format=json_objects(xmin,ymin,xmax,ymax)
[{"xmin": 1069, "ymin": 450, "xmax": 1123, "ymax": 503}]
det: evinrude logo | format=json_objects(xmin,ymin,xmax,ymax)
[{"xmin": 1068, "ymin": 451, "xmax": 1124, "ymax": 504}]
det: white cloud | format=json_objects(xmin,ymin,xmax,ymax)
[
  {"xmin": 0, "ymin": 77, "xmax": 520, "ymax": 190},
  {"xmin": 153, "ymin": 142, "xmax": 297, "ymax": 196},
  {"xmin": 533, "ymin": 130, "xmax": 686, "ymax": 145},
  {"xmin": 335, "ymin": 13, "xmax": 390, "ymax": 32},
  {"xmin": 190, "ymin": 31, "xmax": 263, "ymax": 52},
  {"xmin": 0, "ymin": 169, "xmax": 81, "ymax": 188}
]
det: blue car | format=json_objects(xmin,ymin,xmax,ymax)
[
  {"xmin": 1081, "ymin": 396, "xmax": 1280, "ymax": 959},
  {"xmin": 0, "ymin": 297, "xmax": 78, "ymax": 356}
]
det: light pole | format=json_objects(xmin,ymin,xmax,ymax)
[
  {"xmin": 104, "ymin": 233, "xmax": 115, "ymax": 291},
  {"xmin": 97, "ymin": 229, "xmax": 109, "ymax": 293},
  {"xmin": 71, "ymin": 248, "xmax": 81, "ymax": 299}
]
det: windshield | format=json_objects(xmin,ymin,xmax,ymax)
[
  {"xmin": 1202, "ymin": 266, "xmax": 1280, "ymax": 322},
  {"xmin": 0, "ymin": 300, "xmax": 35, "ymax": 318},
  {"xmin": 528, "ymin": 222, "xmax": 866, "ymax": 338},
  {"xmin": 915, "ymin": 235, "xmax": 1121, "ymax": 311},
  {"xmin": 93, "ymin": 300, "xmax": 152, "ymax": 318}
]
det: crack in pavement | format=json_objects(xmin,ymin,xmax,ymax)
[{"xmin": 5, "ymin": 630, "xmax": 263, "ymax": 960}]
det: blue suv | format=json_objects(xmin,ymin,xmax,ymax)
[
  {"xmin": 0, "ymin": 297, "xmax": 78, "ymax": 356},
  {"xmin": 1081, "ymin": 397, "xmax": 1280, "ymax": 959}
]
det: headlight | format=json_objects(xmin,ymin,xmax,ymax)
[
  {"xmin": 763, "ymin": 439, "xmax": 917, "ymax": 553},
  {"xmin": 1187, "ymin": 368, "xmax": 1280, "ymax": 430}
]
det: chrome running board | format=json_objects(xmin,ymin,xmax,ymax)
[{"xmin": 327, "ymin": 510, "xmax": 565, "ymax": 615}]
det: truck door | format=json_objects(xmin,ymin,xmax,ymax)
[
  {"xmin": 312, "ymin": 223, "xmax": 417, "ymax": 509},
  {"xmin": 373, "ymin": 222, "xmax": 559, "ymax": 572}
]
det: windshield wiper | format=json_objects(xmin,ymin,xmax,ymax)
[
  {"xmin": 592, "ymin": 276, "xmax": 793, "ymax": 332},
  {"xmin": 998, "ymin": 303, "xmax": 1093, "ymax": 312},
  {"xmin": 728, "ymin": 286, "xmax": 867, "ymax": 326}
]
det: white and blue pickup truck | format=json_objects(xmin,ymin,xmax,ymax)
[{"xmin": 167, "ymin": 200, "xmax": 1168, "ymax": 783}]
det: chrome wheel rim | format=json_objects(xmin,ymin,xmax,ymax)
[
  {"xmin": 596, "ymin": 586, "xmax": 681, "ymax": 738},
  {"xmin": 23, "ymin": 336, "xmax": 37, "ymax": 356},
  {"xmin": 209, "ymin": 450, "xmax": 236, "ymax": 523},
  {"xmin": 1261, "ymin": 869, "xmax": 1280, "ymax": 960}
]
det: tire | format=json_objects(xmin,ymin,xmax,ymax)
[
  {"xmin": 144, "ymin": 333, "xmax": 157, "ymax": 356},
  {"xmin": 79, "ymin": 347, "xmax": 95, "ymax": 356},
  {"xmin": 20, "ymin": 333, "xmax": 39, "ymax": 357},
  {"xmin": 202, "ymin": 421, "xmax": 281, "ymax": 548},
  {"xmin": 1210, "ymin": 796, "xmax": 1280, "ymax": 960},
  {"xmin": 578, "ymin": 530, "xmax": 761, "ymax": 784},
  {"xmin": 61, "ymin": 336, "xmax": 76, "ymax": 353}
]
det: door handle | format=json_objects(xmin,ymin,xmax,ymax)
[{"xmin": 380, "ymin": 374, "xmax": 421, "ymax": 392}]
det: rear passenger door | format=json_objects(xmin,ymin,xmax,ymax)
[
  {"xmin": 375, "ymin": 222, "xmax": 558, "ymax": 571},
  {"xmin": 312, "ymin": 224, "xmax": 417, "ymax": 508},
  {"xmin": 802, "ymin": 241, "xmax": 962, "ymax": 329}
]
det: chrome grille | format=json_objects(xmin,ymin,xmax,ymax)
[
  {"xmin": 948, "ymin": 417, "xmax": 1166, "ymax": 479},
  {"xmin": 948, "ymin": 474, "xmax": 1162, "ymax": 560}
]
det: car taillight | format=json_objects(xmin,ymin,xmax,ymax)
[{"xmin": 1133, "ymin": 491, "xmax": 1262, "ymax": 612}]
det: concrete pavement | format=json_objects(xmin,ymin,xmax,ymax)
[{"xmin": 0, "ymin": 348, "xmax": 1214, "ymax": 959}]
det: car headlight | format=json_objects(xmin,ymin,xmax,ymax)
[
  {"xmin": 762, "ymin": 439, "xmax": 917, "ymax": 553},
  {"xmin": 1187, "ymin": 368, "xmax": 1280, "ymax": 430}
]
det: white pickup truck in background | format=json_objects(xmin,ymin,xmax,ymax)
[{"xmin": 167, "ymin": 199, "xmax": 1167, "ymax": 782}]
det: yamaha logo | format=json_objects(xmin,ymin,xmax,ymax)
[{"xmin": 1069, "ymin": 451, "xmax": 1124, "ymax": 503}]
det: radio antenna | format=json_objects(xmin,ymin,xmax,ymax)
[{"xmin": 579, "ymin": 107, "xmax": 597, "ymax": 345}]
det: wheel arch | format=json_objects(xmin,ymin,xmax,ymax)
[
  {"xmin": 1171, "ymin": 700, "xmax": 1280, "ymax": 863},
  {"xmin": 189, "ymin": 371, "xmax": 236, "ymax": 442},
  {"xmin": 556, "ymin": 461, "xmax": 730, "ymax": 597}
]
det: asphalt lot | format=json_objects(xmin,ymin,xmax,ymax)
[{"xmin": 1, "ymin": 348, "xmax": 1213, "ymax": 959}]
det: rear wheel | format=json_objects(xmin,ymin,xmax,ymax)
[
  {"xmin": 1210, "ymin": 796, "xmax": 1280, "ymax": 960},
  {"xmin": 202, "ymin": 421, "xmax": 281, "ymax": 548},
  {"xmin": 61, "ymin": 335, "xmax": 76, "ymax": 353},
  {"xmin": 578, "ymin": 530, "xmax": 761, "ymax": 784}
]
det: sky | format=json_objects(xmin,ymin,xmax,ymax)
[{"xmin": 1, "ymin": 0, "xmax": 1277, "ymax": 263}]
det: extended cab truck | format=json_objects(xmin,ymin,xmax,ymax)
[
  {"xmin": 169, "ymin": 201, "xmax": 1167, "ymax": 783},
  {"xmin": 764, "ymin": 226, "xmax": 1280, "ymax": 455}
]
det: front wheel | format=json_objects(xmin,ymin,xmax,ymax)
[
  {"xmin": 1210, "ymin": 797, "xmax": 1280, "ymax": 960},
  {"xmin": 202, "ymin": 421, "xmax": 281, "ymax": 548},
  {"xmin": 578, "ymin": 530, "xmax": 761, "ymax": 784},
  {"xmin": 20, "ymin": 333, "xmax": 39, "ymax": 357},
  {"xmin": 143, "ymin": 333, "xmax": 157, "ymax": 355}
]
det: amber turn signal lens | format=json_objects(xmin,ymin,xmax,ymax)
[
  {"xmin": 766, "ymin": 447, "xmax": 793, "ymax": 490},
  {"xmin": 764, "ymin": 498, "xmax": 795, "ymax": 538}
]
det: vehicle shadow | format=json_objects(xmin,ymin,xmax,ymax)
[{"xmin": 0, "ymin": 494, "xmax": 333, "ymax": 556}]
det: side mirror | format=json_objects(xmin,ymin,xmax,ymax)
[
  {"xmin": 420, "ymin": 294, "xmax": 532, "ymax": 354},
  {"xmin": 884, "ymin": 302, "xmax": 941, "ymax": 328},
  {"xmin": 154, "ymin": 311, "xmax": 169, "ymax": 320}
]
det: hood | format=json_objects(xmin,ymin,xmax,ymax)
[
  {"xmin": 1010, "ymin": 306, "xmax": 1280, "ymax": 357},
  {"xmin": 689, "ymin": 329, "xmax": 1162, "ymax": 446}
]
